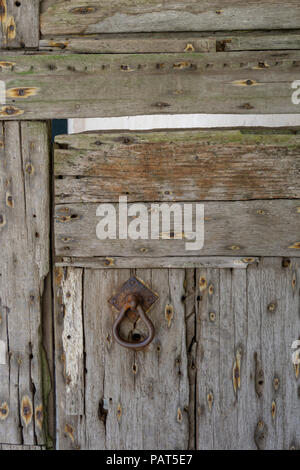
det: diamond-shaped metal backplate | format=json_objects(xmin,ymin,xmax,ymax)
[{"xmin": 108, "ymin": 276, "xmax": 158, "ymax": 320}]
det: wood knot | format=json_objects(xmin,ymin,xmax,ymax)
[
  {"xmin": 0, "ymin": 402, "xmax": 9, "ymax": 420},
  {"xmin": 254, "ymin": 420, "xmax": 268, "ymax": 450},
  {"xmin": 165, "ymin": 304, "xmax": 174, "ymax": 328},
  {"xmin": 21, "ymin": 395, "xmax": 33, "ymax": 427},
  {"xmin": 70, "ymin": 7, "xmax": 96, "ymax": 14},
  {"xmin": 35, "ymin": 405, "xmax": 43, "ymax": 430}
]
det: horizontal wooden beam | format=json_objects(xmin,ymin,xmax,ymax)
[
  {"xmin": 40, "ymin": 1, "xmax": 300, "ymax": 36},
  {"xmin": 39, "ymin": 32, "xmax": 300, "ymax": 54},
  {"xmin": 54, "ymin": 200, "xmax": 300, "ymax": 258},
  {"xmin": 1, "ymin": 51, "xmax": 300, "ymax": 118},
  {"xmin": 54, "ymin": 130, "xmax": 300, "ymax": 203},
  {"xmin": 55, "ymin": 256, "xmax": 259, "ymax": 269}
]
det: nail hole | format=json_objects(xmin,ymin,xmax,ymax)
[{"xmin": 132, "ymin": 333, "xmax": 141, "ymax": 342}]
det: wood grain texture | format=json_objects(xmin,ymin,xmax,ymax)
[
  {"xmin": 54, "ymin": 259, "xmax": 300, "ymax": 449},
  {"xmin": 40, "ymin": 1, "xmax": 300, "ymax": 36},
  {"xmin": 0, "ymin": 121, "xmax": 51, "ymax": 447},
  {"xmin": 0, "ymin": 444, "xmax": 44, "ymax": 450},
  {"xmin": 54, "ymin": 200, "xmax": 300, "ymax": 258},
  {"xmin": 1, "ymin": 50, "xmax": 300, "ymax": 119},
  {"xmin": 196, "ymin": 258, "xmax": 300, "ymax": 450},
  {"xmin": 54, "ymin": 267, "xmax": 191, "ymax": 450},
  {"xmin": 54, "ymin": 130, "xmax": 300, "ymax": 203},
  {"xmin": 39, "ymin": 34, "xmax": 216, "ymax": 54},
  {"xmin": 39, "ymin": 32, "xmax": 300, "ymax": 54},
  {"xmin": 0, "ymin": 0, "xmax": 39, "ymax": 49},
  {"xmin": 55, "ymin": 256, "xmax": 258, "ymax": 270}
]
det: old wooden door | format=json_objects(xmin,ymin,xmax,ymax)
[
  {"xmin": 52, "ymin": 130, "xmax": 300, "ymax": 450},
  {"xmin": 1, "ymin": 0, "xmax": 300, "ymax": 452}
]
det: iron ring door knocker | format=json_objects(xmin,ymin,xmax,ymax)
[{"xmin": 108, "ymin": 276, "xmax": 159, "ymax": 351}]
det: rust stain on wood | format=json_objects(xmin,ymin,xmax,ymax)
[
  {"xmin": 209, "ymin": 312, "xmax": 216, "ymax": 323},
  {"xmin": 116, "ymin": 403, "xmax": 122, "ymax": 422},
  {"xmin": 289, "ymin": 242, "xmax": 300, "ymax": 249},
  {"xmin": 21, "ymin": 395, "xmax": 33, "ymax": 427},
  {"xmin": 294, "ymin": 363, "xmax": 299, "ymax": 380},
  {"xmin": 65, "ymin": 423, "xmax": 74, "ymax": 442},
  {"xmin": 271, "ymin": 401, "xmax": 276, "ymax": 422},
  {"xmin": 0, "ymin": 60, "xmax": 14, "ymax": 69},
  {"xmin": 254, "ymin": 352, "xmax": 264, "ymax": 398},
  {"xmin": 292, "ymin": 272, "xmax": 297, "ymax": 292},
  {"xmin": 0, "ymin": 0, "xmax": 6, "ymax": 25},
  {"xmin": 35, "ymin": 404, "xmax": 43, "ymax": 430},
  {"xmin": 70, "ymin": 6, "xmax": 96, "ymax": 15},
  {"xmin": 207, "ymin": 392, "xmax": 214, "ymax": 412},
  {"xmin": 1, "ymin": 212, "xmax": 8, "ymax": 227},
  {"xmin": 274, "ymin": 377, "xmax": 280, "ymax": 392},
  {"xmin": 173, "ymin": 61, "xmax": 190, "ymax": 69},
  {"xmin": 199, "ymin": 276, "xmax": 207, "ymax": 292},
  {"xmin": 165, "ymin": 304, "xmax": 174, "ymax": 328},
  {"xmin": 7, "ymin": 87, "xmax": 39, "ymax": 99},
  {"xmin": 6, "ymin": 16, "xmax": 16, "ymax": 40},
  {"xmin": 254, "ymin": 420, "xmax": 268, "ymax": 450},
  {"xmin": 5, "ymin": 192, "xmax": 13, "ymax": 208},
  {"xmin": 233, "ymin": 348, "xmax": 242, "ymax": 395},
  {"xmin": 232, "ymin": 79, "xmax": 259, "ymax": 87},
  {"xmin": 177, "ymin": 407, "xmax": 182, "ymax": 423},
  {"xmin": 0, "ymin": 106, "xmax": 24, "ymax": 116},
  {"xmin": 267, "ymin": 301, "xmax": 277, "ymax": 313},
  {"xmin": 0, "ymin": 402, "xmax": 9, "ymax": 420},
  {"xmin": 184, "ymin": 43, "xmax": 195, "ymax": 52}
]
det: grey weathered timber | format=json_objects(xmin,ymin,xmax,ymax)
[
  {"xmin": 40, "ymin": 1, "xmax": 300, "ymax": 36},
  {"xmin": 39, "ymin": 34, "xmax": 216, "ymax": 54},
  {"xmin": 0, "ymin": 444, "xmax": 44, "ymax": 450},
  {"xmin": 54, "ymin": 200, "xmax": 300, "ymax": 258},
  {"xmin": 216, "ymin": 32, "xmax": 300, "ymax": 52},
  {"xmin": 54, "ymin": 267, "xmax": 190, "ymax": 450},
  {"xmin": 0, "ymin": 121, "xmax": 52, "ymax": 447},
  {"xmin": 39, "ymin": 32, "xmax": 300, "ymax": 54},
  {"xmin": 0, "ymin": 0, "xmax": 39, "ymax": 49},
  {"xmin": 196, "ymin": 258, "xmax": 300, "ymax": 450},
  {"xmin": 55, "ymin": 257, "xmax": 258, "ymax": 270},
  {"xmin": 54, "ymin": 130, "xmax": 300, "ymax": 203},
  {"xmin": 54, "ymin": 259, "xmax": 300, "ymax": 450},
  {"xmin": 2, "ymin": 50, "xmax": 300, "ymax": 119}
]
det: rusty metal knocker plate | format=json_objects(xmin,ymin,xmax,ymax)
[{"xmin": 108, "ymin": 276, "xmax": 159, "ymax": 351}]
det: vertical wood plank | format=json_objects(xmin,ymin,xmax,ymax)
[
  {"xmin": 55, "ymin": 268, "xmax": 192, "ymax": 449},
  {"xmin": 0, "ymin": 121, "xmax": 50, "ymax": 446},
  {"xmin": 0, "ymin": 0, "xmax": 39, "ymax": 49},
  {"xmin": 196, "ymin": 259, "xmax": 300, "ymax": 450}
]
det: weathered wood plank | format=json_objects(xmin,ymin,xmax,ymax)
[
  {"xmin": 54, "ymin": 129, "xmax": 300, "ymax": 203},
  {"xmin": 54, "ymin": 200, "xmax": 300, "ymax": 258},
  {"xmin": 55, "ymin": 256, "xmax": 258, "ymax": 270},
  {"xmin": 196, "ymin": 258, "xmax": 300, "ymax": 450},
  {"xmin": 0, "ymin": 121, "xmax": 51, "ymax": 446},
  {"xmin": 216, "ymin": 32, "xmax": 300, "ymax": 52},
  {"xmin": 0, "ymin": 0, "xmax": 39, "ymax": 49},
  {"xmin": 39, "ymin": 34, "xmax": 216, "ymax": 54},
  {"xmin": 0, "ymin": 444, "xmax": 44, "ymax": 450},
  {"xmin": 40, "ymin": 1, "xmax": 300, "ymax": 36},
  {"xmin": 54, "ymin": 267, "xmax": 191, "ymax": 449},
  {"xmin": 39, "ymin": 32, "xmax": 300, "ymax": 55},
  {"xmin": 54, "ymin": 259, "xmax": 300, "ymax": 449},
  {"xmin": 1, "ymin": 51, "xmax": 300, "ymax": 119}
]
